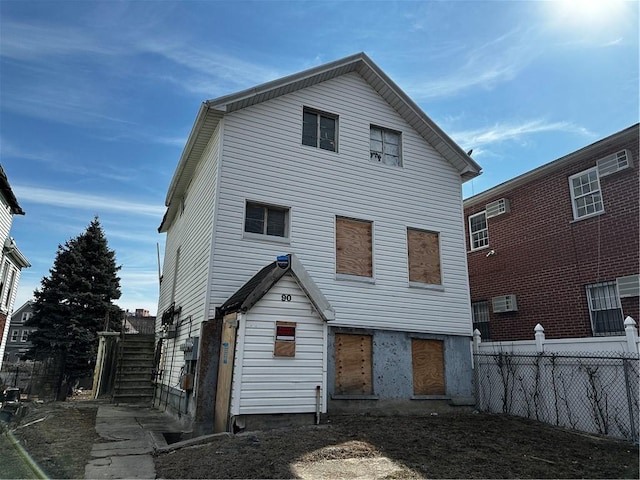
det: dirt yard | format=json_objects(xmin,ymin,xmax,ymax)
[
  {"xmin": 3, "ymin": 396, "xmax": 99, "ymax": 479},
  {"xmin": 2, "ymin": 399, "xmax": 638, "ymax": 479},
  {"xmin": 154, "ymin": 413, "xmax": 639, "ymax": 479}
]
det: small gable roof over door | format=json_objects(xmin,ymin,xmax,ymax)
[
  {"xmin": 217, "ymin": 254, "xmax": 335, "ymax": 321},
  {"xmin": 160, "ymin": 53, "xmax": 481, "ymax": 232}
]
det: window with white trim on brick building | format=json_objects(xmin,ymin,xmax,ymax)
[
  {"xmin": 569, "ymin": 167, "xmax": 604, "ymax": 220},
  {"xmin": 586, "ymin": 281, "xmax": 624, "ymax": 335},
  {"xmin": 468, "ymin": 211, "xmax": 488, "ymax": 250}
]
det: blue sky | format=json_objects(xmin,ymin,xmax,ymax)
[{"xmin": 1, "ymin": 0, "xmax": 638, "ymax": 315}]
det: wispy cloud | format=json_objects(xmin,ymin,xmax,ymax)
[
  {"xmin": 138, "ymin": 39, "xmax": 281, "ymax": 96},
  {"xmin": 451, "ymin": 119, "xmax": 594, "ymax": 151},
  {"xmin": 0, "ymin": 20, "xmax": 119, "ymax": 60},
  {"xmin": 1, "ymin": 138, "xmax": 92, "ymax": 176},
  {"xmin": 13, "ymin": 185, "xmax": 165, "ymax": 218},
  {"xmin": 407, "ymin": 29, "xmax": 538, "ymax": 99}
]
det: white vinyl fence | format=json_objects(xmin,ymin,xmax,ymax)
[{"xmin": 473, "ymin": 318, "xmax": 639, "ymax": 443}]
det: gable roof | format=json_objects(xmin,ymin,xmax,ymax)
[
  {"xmin": 217, "ymin": 254, "xmax": 334, "ymax": 321},
  {"xmin": 0, "ymin": 165, "xmax": 25, "ymax": 215},
  {"xmin": 159, "ymin": 53, "xmax": 481, "ymax": 232},
  {"xmin": 464, "ymin": 123, "xmax": 639, "ymax": 208}
]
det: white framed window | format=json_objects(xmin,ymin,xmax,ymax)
[
  {"xmin": 471, "ymin": 301, "xmax": 490, "ymax": 340},
  {"xmin": 468, "ymin": 211, "xmax": 488, "ymax": 250},
  {"xmin": 21, "ymin": 312, "xmax": 32, "ymax": 323},
  {"xmin": 11, "ymin": 330, "xmax": 18, "ymax": 342},
  {"xmin": 244, "ymin": 201, "xmax": 289, "ymax": 238},
  {"xmin": 20, "ymin": 330, "xmax": 29, "ymax": 342},
  {"xmin": 569, "ymin": 167, "xmax": 604, "ymax": 220},
  {"xmin": 1, "ymin": 266, "xmax": 15, "ymax": 310},
  {"xmin": 302, "ymin": 108, "xmax": 337, "ymax": 152},
  {"xmin": 0, "ymin": 260, "xmax": 8, "ymax": 307},
  {"xmin": 370, "ymin": 126, "xmax": 402, "ymax": 166},
  {"xmin": 586, "ymin": 281, "xmax": 624, "ymax": 336}
]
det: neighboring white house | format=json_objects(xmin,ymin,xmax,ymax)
[
  {"xmin": 3, "ymin": 300, "xmax": 35, "ymax": 364},
  {"xmin": 156, "ymin": 53, "xmax": 482, "ymax": 433},
  {"xmin": 0, "ymin": 165, "xmax": 30, "ymax": 372}
]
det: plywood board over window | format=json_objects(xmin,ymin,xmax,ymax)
[
  {"xmin": 335, "ymin": 333, "xmax": 373, "ymax": 395},
  {"xmin": 411, "ymin": 338, "xmax": 445, "ymax": 395},
  {"xmin": 274, "ymin": 321, "xmax": 296, "ymax": 357},
  {"xmin": 407, "ymin": 228, "xmax": 441, "ymax": 284},
  {"xmin": 336, "ymin": 217, "xmax": 372, "ymax": 277}
]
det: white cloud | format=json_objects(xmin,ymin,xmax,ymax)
[
  {"xmin": 450, "ymin": 119, "xmax": 594, "ymax": 151},
  {"xmin": 0, "ymin": 20, "xmax": 118, "ymax": 60},
  {"xmin": 13, "ymin": 185, "xmax": 165, "ymax": 218},
  {"xmin": 138, "ymin": 39, "xmax": 281, "ymax": 96},
  {"xmin": 406, "ymin": 28, "xmax": 538, "ymax": 99}
]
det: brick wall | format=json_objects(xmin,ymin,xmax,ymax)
[{"xmin": 465, "ymin": 127, "xmax": 639, "ymax": 341}]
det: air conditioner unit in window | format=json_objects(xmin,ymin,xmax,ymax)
[
  {"xmin": 597, "ymin": 149, "xmax": 632, "ymax": 177},
  {"xmin": 492, "ymin": 294, "xmax": 518, "ymax": 313},
  {"xmin": 485, "ymin": 198, "xmax": 510, "ymax": 218},
  {"xmin": 617, "ymin": 274, "xmax": 639, "ymax": 298}
]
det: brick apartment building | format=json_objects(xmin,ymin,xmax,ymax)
[{"xmin": 464, "ymin": 124, "xmax": 639, "ymax": 341}]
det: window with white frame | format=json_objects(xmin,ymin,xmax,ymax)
[
  {"xmin": 0, "ymin": 260, "xmax": 8, "ymax": 307},
  {"xmin": 1, "ymin": 267, "xmax": 15, "ymax": 310},
  {"xmin": 468, "ymin": 211, "xmax": 488, "ymax": 250},
  {"xmin": 21, "ymin": 312, "xmax": 32, "ymax": 323},
  {"xmin": 586, "ymin": 281, "xmax": 624, "ymax": 335},
  {"xmin": 471, "ymin": 301, "xmax": 490, "ymax": 340},
  {"xmin": 20, "ymin": 330, "xmax": 29, "ymax": 342},
  {"xmin": 244, "ymin": 201, "xmax": 289, "ymax": 238},
  {"xmin": 302, "ymin": 108, "xmax": 337, "ymax": 152},
  {"xmin": 569, "ymin": 167, "xmax": 604, "ymax": 220},
  {"xmin": 11, "ymin": 330, "xmax": 18, "ymax": 342},
  {"xmin": 370, "ymin": 126, "xmax": 402, "ymax": 166}
]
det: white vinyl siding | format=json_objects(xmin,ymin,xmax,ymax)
[
  {"xmin": 157, "ymin": 125, "xmax": 220, "ymax": 389},
  {"xmin": 0, "ymin": 263, "xmax": 21, "ymax": 367},
  {"xmin": 208, "ymin": 72, "xmax": 472, "ymax": 336},
  {"xmin": 230, "ymin": 273, "xmax": 326, "ymax": 415},
  {"xmin": 0, "ymin": 196, "xmax": 13, "ymax": 245}
]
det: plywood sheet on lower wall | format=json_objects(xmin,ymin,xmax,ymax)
[
  {"xmin": 335, "ymin": 333, "xmax": 373, "ymax": 395},
  {"xmin": 411, "ymin": 338, "xmax": 445, "ymax": 395}
]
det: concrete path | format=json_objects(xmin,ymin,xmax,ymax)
[{"xmin": 85, "ymin": 404, "xmax": 183, "ymax": 479}]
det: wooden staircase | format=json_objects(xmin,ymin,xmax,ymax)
[{"xmin": 113, "ymin": 333, "xmax": 155, "ymax": 404}]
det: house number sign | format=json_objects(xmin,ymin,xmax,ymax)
[{"xmin": 281, "ymin": 294, "xmax": 292, "ymax": 302}]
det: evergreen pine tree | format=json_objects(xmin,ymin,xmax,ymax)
[{"xmin": 26, "ymin": 217, "xmax": 122, "ymax": 399}]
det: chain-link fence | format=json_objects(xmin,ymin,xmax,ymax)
[
  {"xmin": 0, "ymin": 357, "xmax": 60, "ymax": 401},
  {"xmin": 474, "ymin": 351, "xmax": 639, "ymax": 443}
]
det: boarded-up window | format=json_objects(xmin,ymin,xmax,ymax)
[
  {"xmin": 274, "ymin": 321, "xmax": 296, "ymax": 357},
  {"xmin": 411, "ymin": 338, "xmax": 445, "ymax": 395},
  {"xmin": 336, "ymin": 217, "xmax": 373, "ymax": 277},
  {"xmin": 407, "ymin": 228, "xmax": 441, "ymax": 284},
  {"xmin": 335, "ymin": 333, "xmax": 373, "ymax": 395}
]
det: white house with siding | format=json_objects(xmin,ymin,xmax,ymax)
[
  {"xmin": 0, "ymin": 165, "xmax": 30, "ymax": 371},
  {"xmin": 155, "ymin": 53, "xmax": 482, "ymax": 433}
]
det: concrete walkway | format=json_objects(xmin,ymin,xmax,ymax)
[{"xmin": 85, "ymin": 404, "xmax": 183, "ymax": 479}]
